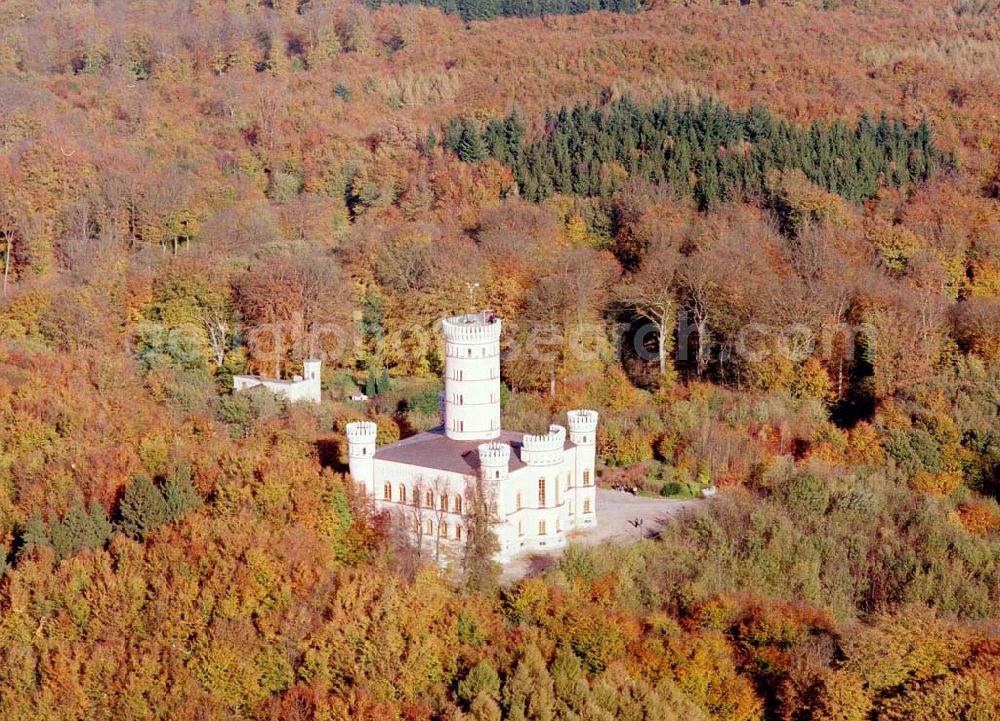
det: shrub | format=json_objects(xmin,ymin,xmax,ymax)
[
  {"xmin": 910, "ymin": 470, "xmax": 962, "ymax": 496},
  {"xmin": 883, "ymin": 428, "xmax": 941, "ymax": 477},
  {"xmin": 781, "ymin": 474, "xmax": 830, "ymax": 517},
  {"xmin": 456, "ymin": 661, "xmax": 500, "ymax": 707},
  {"xmin": 957, "ymin": 501, "xmax": 1000, "ymax": 535}
]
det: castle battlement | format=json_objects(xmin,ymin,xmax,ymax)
[
  {"xmin": 523, "ymin": 424, "xmax": 566, "ymax": 452},
  {"xmin": 478, "ymin": 441, "xmax": 511, "ymax": 467},
  {"xmin": 521, "ymin": 425, "xmax": 566, "ymax": 466},
  {"xmin": 567, "ymin": 409, "xmax": 599, "ymax": 434},
  {"xmin": 345, "ymin": 421, "xmax": 378, "ymax": 444},
  {"xmin": 442, "ymin": 310, "xmax": 502, "ymax": 344}
]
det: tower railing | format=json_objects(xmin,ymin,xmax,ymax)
[{"xmin": 441, "ymin": 313, "xmax": 502, "ymax": 343}]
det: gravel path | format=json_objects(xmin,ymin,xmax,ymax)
[{"xmin": 499, "ymin": 488, "xmax": 702, "ymax": 582}]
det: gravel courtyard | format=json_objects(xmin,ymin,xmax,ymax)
[{"xmin": 500, "ymin": 488, "xmax": 703, "ymax": 582}]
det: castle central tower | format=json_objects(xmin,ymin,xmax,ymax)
[{"xmin": 442, "ymin": 310, "xmax": 502, "ymax": 441}]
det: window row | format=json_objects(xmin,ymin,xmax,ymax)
[
  {"xmin": 449, "ymin": 418, "xmax": 500, "ymax": 433},
  {"xmin": 449, "ymin": 393, "xmax": 499, "ymax": 405},
  {"xmin": 446, "ymin": 346, "xmax": 498, "ymax": 359},
  {"xmin": 512, "ymin": 472, "xmax": 590, "ymax": 510},
  {"xmin": 416, "ymin": 518, "xmax": 463, "ymax": 540},
  {"xmin": 383, "ymin": 483, "xmax": 463, "ymax": 514},
  {"xmin": 517, "ymin": 518, "xmax": 562, "ymax": 536},
  {"xmin": 448, "ymin": 369, "xmax": 500, "ymax": 380},
  {"xmin": 512, "ymin": 496, "xmax": 592, "ymax": 515}
]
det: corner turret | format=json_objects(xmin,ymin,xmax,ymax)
[
  {"xmin": 521, "ymin": 424, "xmax": 567, "ymax": 466},
  {"xmin": 478, "ymin": 441, "xmax": 511, "ymax": 482},
  {"xmin": 566, "ymin": 410, "xmax": 598, "ymax": 527},
  {"xmin": 345, "ymin": 420, "xmax": 377, "ymax": 495},
  {"xmin": 566, "ymin": 409, "xmax": 598, "ymax": 446}
]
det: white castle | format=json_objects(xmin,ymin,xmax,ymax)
[
  {"xmin": 233, "ymin": 359, "xmax": 322, "ymax": 403},
  {"xmin": 346, "ymin": 310, "xmax": 598, "ymax": 563}
]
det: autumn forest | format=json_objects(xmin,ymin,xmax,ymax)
[{"xmin": 0, "ymin": 0, "xmax": 998, "ymax": 719}]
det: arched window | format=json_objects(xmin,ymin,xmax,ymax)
[
  {"xmin": 440, "ymin": 494, "xmax": 448, "ymax": 511},
  {"xmin": 453, "ymin": 495, "xmax": 462, "ymax": 514},
  {"xmin": 425, "ymin": 519, "xmax": 433, "ymax": 535},
  {"xmin": 538, "ymin": 478, "xmax": 546, "ymax": 507},
  {"xmin": 455, "ymin": 525, "xmax": 462, "ymax": 540},
  {"xmin": 425, "ymin": 489, "xmax": 434, "ymax": 507},
  {"xmin": 399, "ymin": 485, "xmax": 407, "ymax": 504},
  {"xmin": 440, "ymin": 522, "xmax": 448, "ymax": 538},
  {"xmin": 583, "ymin": 498, "xmax": 591, "ymax": 514},
  {"xmin": 538, "ymin": 520, "xmax": 546, "ymax": 535},
  {"xmin": 383, "ymin": 483, "xmax": 392, "ymax": 501}
]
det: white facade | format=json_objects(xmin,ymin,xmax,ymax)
[
  {"xmin": 346, "ymin": 311, "xmax": 598, "ymax": 564},
  {"xmin": 233, "ymin": 358, "xmax": 322, "ymax": 403}
]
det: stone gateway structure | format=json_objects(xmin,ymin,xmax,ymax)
[{"xmin": 346, "ymin": 310, "xmax": 598, "ymax": 563}]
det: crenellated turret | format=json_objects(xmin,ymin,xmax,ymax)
[
  {"xmin": 566, "ymin": 410, "xmax": 598, "ymax": 526},
  {"xmin": 521, "ymin": 424, "xmax": 567, "ymax": 466},
  {"xmin": 345, "ymin": 421, "xmax": 377, "ymax": 494},
  {"xmin": 478, "ymin": 441, "xmax": 511, "ymax": 482},
  {"xmin": 566, "ymin": 409, "xmax": 598, "ymax": 445}
]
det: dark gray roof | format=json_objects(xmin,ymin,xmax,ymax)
[{"xmin": 374, "ymin": 427, "xmax": 574, "ymax": 475}]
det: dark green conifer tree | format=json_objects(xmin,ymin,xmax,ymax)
[
  {"xmin": 443, "ymin": 117, "xmax": 464, "ymax": 153},
  {"xmin": 49, "ymin": 502, "xmax": 112, "ymax": 561},
  {"xmin": 18, "ymin": 513, "xmax": 51, "ymax": 559},
  {"xmin": 118, "ymin": 474, "xmax": 169, "ymax": 540},
  {"xmin": 164, "ymin": 462, "xmax": 203, "ymax": 520},
  {"xmin": 457, "ymin": 121, "xmax": 487, "ymax": 163}
]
